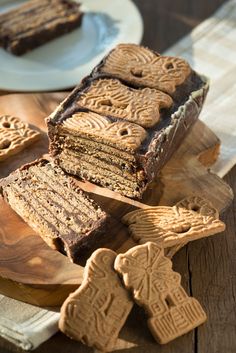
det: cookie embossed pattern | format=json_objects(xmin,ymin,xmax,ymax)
[
  {"xmin": 122, "ymin": 196, "xmax": 226, "ymax": 256},
  {"xmin": 62, "ymin": 111, "xmax": 148, "ymax": 150},
  {"xmin": 114, "ymin": 242, "xmax": 207, "ymax": 344},
  {"xmin": 76, "ymin": 78, "xmax": 173, "ymax": 127},
  {"xmin": 93, "ymin": 43, "xmax": 191, "ymax": 95},
  {"xmin": 59, "ymin": 248, "xmax": 133, "ymax": 351},
  {"xmin": 0, "ymin": 115, "xmax": 40, "ymax": 161}
]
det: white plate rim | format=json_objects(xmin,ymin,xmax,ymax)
[{"xmin": 0, "ymin": 0, "xmax": 143, "ymax": 92}]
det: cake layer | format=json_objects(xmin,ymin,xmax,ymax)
[
  {"xmin": 0, "ymin": 0, "xmax": 83, "ymax": 55},
  {"xmin": 59, "ymin": 149, "xmax": 142, "ymax": 182},
  {"xmin": 47, "ymin": 44, "xmax": 209, "ymax": 199},
  {"xmin": 0, "ymin": 159, "xmax": 112, "ymax": 262},
  {"xmin": 58, "ymin": 149, "xmax": 145, "ymax": 198},
  {"xmin": 60, "ymin": 135, "xmax": 137, "ymax": 167}
]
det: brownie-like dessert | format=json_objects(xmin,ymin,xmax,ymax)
[
  {"xmin": 0, "ymin": 0, "xmax": 83, "ymax": 55},
  {"xmin": 47, "ymin": 44, "xmax": 209, "ymax": 199},
  {"xmin": 0, "ymin": 159, "xmax": 112, "ymax": 262}
]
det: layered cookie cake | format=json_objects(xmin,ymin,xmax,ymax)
[
  {"xmin": 0, "ymin": 159, "xmax": 112, "ymax": 262},
  {"xmin": 47, "ymin": 44, "xmax": 209, "ymax": 198}
]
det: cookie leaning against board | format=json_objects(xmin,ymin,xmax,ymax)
[{"xmin": 122, "ymin": 196, "xmax": 226, "ymax": 257}]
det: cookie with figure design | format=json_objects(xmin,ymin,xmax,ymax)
[
  {"xmin": 59, "ymin": 248, "xmax": 133, "ymax": 351},
  {"xmin": 93, "ymin": 43, "xmax": 192, "ymax": 96},
  {"xmin": 114, "ymin": 242, "xmax": 207, "ymax": 344},
  {"xmin": 0, "ymin": 115, "xmax": 40, "ymax": 162},
  {"xmin": 122, "ymin": 196, "xmax": 225, "ymax": 253},
  {"xmin": 76, "ymin": 78, "xmax": 173, "ymax": 128},
  {"xmin": 62, "ymin": 111, "xmax": 147, "ymax": 150}
]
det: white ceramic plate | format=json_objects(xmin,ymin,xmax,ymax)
[{"xmin": 0, "ymin": 0, "xmax": 143, "ymax": 91}]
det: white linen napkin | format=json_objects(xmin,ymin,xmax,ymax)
[
  {"xmin": 0, "ymin": 295, "xmax": 60, "ymax": 350},
  {"xmin": 1, "ymin": 0, "xmax": 236, "ymax": 350},
  {"xmin": 164, "ymin": 0, "xmax": 236, "ymax": 177}
]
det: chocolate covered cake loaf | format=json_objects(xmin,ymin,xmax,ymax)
[
  {"xmin": 0, "ymin": 159, "xmax": 111, "ymax": 262},
  {"xmin": 47, "ymin": 44, "xmax": 209, "ymax": 198},
  {"xmin": 0, "ymin": 0, "xmax": 83, "ymax": 55}
]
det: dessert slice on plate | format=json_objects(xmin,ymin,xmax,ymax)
[{"xmin": 0, "ymin": 0, "xmax": 83, "ymax": 55}]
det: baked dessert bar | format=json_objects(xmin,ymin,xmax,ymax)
[
  {"xmin": 47, "ymin": 44, "xmax": 209, "ymax": 199},
  {"xmin": 0, "ymin": 0, "xmax": 83, "ymax": 55},
  {"xmin": 0, "ymin": 159, "xmax": 112, "ymax": 262}
]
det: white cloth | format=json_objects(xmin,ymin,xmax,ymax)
[
  {"xmin": 0, "ymin": 295, "xmax": 60, "ymax": 350},
  {"xmin": 164, "ymin": 0, "xmax": 236, "ymax": 177},
  {"xmin": 1, "ymin": 0, "xmax": 236, "ymax": 351}
]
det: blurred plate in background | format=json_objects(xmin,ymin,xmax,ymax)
[{"xmin": 0, "ymin": 0, "xmax": 143, "ymax": 91}]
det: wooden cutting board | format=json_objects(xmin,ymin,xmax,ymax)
[{"xmin": 0, "ymin": 93, "xmax": 233, "ymax": 307}]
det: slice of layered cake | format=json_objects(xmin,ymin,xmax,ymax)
[
  {"xmin": 0, "ymin": 0, "xmax": 83, "ymax": 55},
  {"xmin": 47, "ymin": 44, "xmax": 209, "ymax": 199},
  {"xmin": 0, "ymin": 159, "xmax": 112, "ymax": 262}
]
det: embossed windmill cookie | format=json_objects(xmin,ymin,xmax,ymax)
[
  {"xmin": 63, "ymin": 111, "xmax": 147, "ymax": 150},
  {"xmin": 122, "ymin": 196, "xmax": 225, "ymax": 250},
  {"xmin": 114, "ymin": 242, "xmax": 207, "ymax": 344},
  {"xmin": 59, "ymin": 248, "xmax": 133, "ymax": 351},
  {"xmin": 77, "ymin": 78, "xmax": 173, "ymax": 128},
  {"xmin": 0, "ymin": 115, "xmax": 40, "ymax": 162},
  {"xmin": 96, "ymin": 43, "xmax": 191, "ymax": 95}
]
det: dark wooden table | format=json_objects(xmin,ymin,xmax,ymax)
[{"xmin": 1, "ymin": 0, "xmax": 236, "ymax": 352}]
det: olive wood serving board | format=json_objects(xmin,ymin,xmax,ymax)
[{"xmin": 0, "ymin": 93, "xmax": 233, "ymax": 307}]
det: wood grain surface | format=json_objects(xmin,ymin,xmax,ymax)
[
  {"xmin": 1, "ymin": 0, "xmax": 235, "ymax": 352},
  {"xmin": 0, "ymin": 198, "xmax": 85, "ymax": 306}
]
